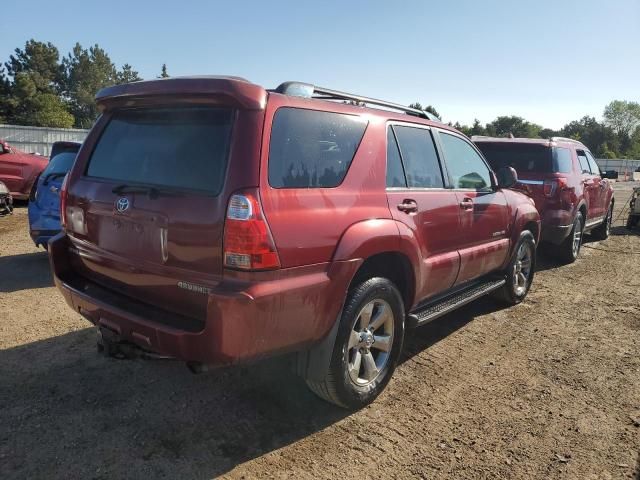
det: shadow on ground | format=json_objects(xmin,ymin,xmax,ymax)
[
  {"xmin": 1, "ymin": 298, "xmax": 506, "ymax": 479},
  {"xmin": 0, "ymin": 254, "xmax": 511, "ymax": 479},
  {"xmin": 0, "ymin": 251, "xmax": 52, "ymax": 292},
  {"xmin": 0, "ymin": 225, "xmax": 527, "ymax": 479},
  {"xmin": 611, "ymin": 225, "xmax": 640, "ymax": 237}
]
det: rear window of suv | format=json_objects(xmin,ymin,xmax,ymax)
[
  {"xmin": 476, "ymin": 143, "xmax": 573, "ymax": 174},
  {"xmin": 44, "ymin": 152, "xmax": 76, "ymax": 176},
  {"xmin": 268, "ymin": 108, "xmax": 368, "ymax": 188},
  {"xmin": 86, "ymin": 107, "xmax": 233, "ymax": 195}
]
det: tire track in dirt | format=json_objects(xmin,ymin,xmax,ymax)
[{"xmin": 1, "ymin": 185, "xmax": 639, "ymax": 479}]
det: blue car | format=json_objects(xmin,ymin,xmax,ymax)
[{"xmin": 28, "ymin": 143, "xmax": 80, "ymax": 248}]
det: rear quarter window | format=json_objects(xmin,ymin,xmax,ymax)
[
  {"xmin": 86, "ymin": 107, "xmax": 233, "ymax": 195},
  {"xmin": 268, "ymin": 108, "xmax": 368, "ymax": 188},
  {"xmin": 552, "ymin": 147, "xmax": 573, "ymax": 173}
]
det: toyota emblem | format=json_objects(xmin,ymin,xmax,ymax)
[{"xmin": 116, "ymin": 197, "xmax": 130, "ymax": 213}]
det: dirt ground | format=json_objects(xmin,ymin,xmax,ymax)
[{"xmin": 1, "ymin": 183, "xmax": 639, "ymax": 480}]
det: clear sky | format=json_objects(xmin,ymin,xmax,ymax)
[{"xmin": 2, "ymin": 0, "xmax": 638, "ymax": 129}]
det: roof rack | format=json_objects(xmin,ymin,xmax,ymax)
[
  {"xmin": 470, "ymin": 135, "xmax": 502, "ymax": 141},
  {"xmin": 550, "ymin": 136, "xmax": 584, "ymax": 145},
  {"xmin": 273, "ymin": 81, "xmax": 441, "ymax": 122}
]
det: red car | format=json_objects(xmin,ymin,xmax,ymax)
[
  {"xmin": 474, "ymin": 137, "xmax": 615, "ymax": 263},
  {"xmin": 0, "ymin": 140, "xmax": 48, "ymax": 200},
  {"xmin": 50, "ymin": 77, "xmax": 539, "ymax": 408}
]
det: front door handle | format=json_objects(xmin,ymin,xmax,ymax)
[
  {"xmin": 397, "ymin": 199, "xmax": 418, "ymax": 213},
  {"xmin": 459, "ymin": 197, "xmax": 474, "ymax": 211}
]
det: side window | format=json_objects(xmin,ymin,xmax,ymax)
[
  {"xmin": 268, "ymin": 108, "xmax": 368, "ymax": 188},
  {"xmin": 392, "ymin": 126, "xmax": 444, "ymax": 188},
  {"xmin": 439, "ymin": 132, "xmax": 492, "ymax": 190},
  {"xmin": 386, "ymin": 128, "xmax": 406, "ymax": 187},
  {"xmin": 585, "ymin": 151, "xmax": 601, "ymax": 176},
  {"xmin": 552, "ymin": 147, "xmax": 573, "ymax": 173},
  {"xmin": 576, "ymin": 150, "xmax": 591, "ymax": 174}
]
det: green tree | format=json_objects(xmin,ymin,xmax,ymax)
[
  {"xmin": 0, "ymin": 66, "xmax": 11, "ymax": 123},
  {"xmin": 453, "ymin": 121, "xmax": 472, "ymax": 137},
  {"xmin": 1, "ymin": 40, "xmax": 73, "ymax": 127},
  {"xmin": 486, "ymin": 116, "xmax": 541, "ymax": 138},
  {"xmin": 627, "ymin": 128, "xmax": 640, "ymax": 159},
  {"xmin": 5, "ymin": 40, "xmax": 65, "ymax": 93},
  {"xmin": 116, "ymin": 63, "xmax": 141, "ymax": 84},
  {"xmin": 470, "ymin": 119, "xmax": 486, "ymax": 136},
  {"xmin": 538, "ymin": 128, "xmax": 559, "ymax": 139},
  {"xmin": 409, "ymin": 102, "xmax": 441, "ymax": 120},
  {"xmin": 30, "ymin": 92, "xmax": 75, "ymax": 128},
  {"xmin": 63, "ymin": 43, "xmax": 117, "ymax": 128},
  {"xmin": 5, "ymin": 72, "xmax": 73, "ymax": 127},
  {"xmin": 560, "ymin": 116, "xmax": 616, "ymax": 157},
  {"xmin": 603, "ymin": 100, "xmax": 640, "ymax": 138},
  {"xmin": 159, "ymin": 63, "xmax": 169, "ymax": 78}
]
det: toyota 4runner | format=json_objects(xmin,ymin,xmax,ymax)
[{"xmin": 50, "ymin": 77, "xmax": 540, "ymax": 408}]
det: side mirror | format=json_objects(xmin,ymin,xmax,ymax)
[
  {"xmin": 496, "ymin": 166, "xmax": 518, "ymax": 189},
  {"xmin": 601, "ymin": 170, "xmax": 618, "ymax": 180}
]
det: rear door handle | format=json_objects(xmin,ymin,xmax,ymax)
[
  {"xmin": 459, "ymin": 197, "xmax": 474, "ymax": 211},
  {"xmin": 397, "ymin": 199, "xmax": 418, "ymax": 213}
]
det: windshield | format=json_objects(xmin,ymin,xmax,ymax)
[
  {"xmin": 42, "ymin": 152, "xmax": 77, "ymax": 176},
  {"xmin": 86, "ymin": 107, "xmax": 233, "ymax": 195}
]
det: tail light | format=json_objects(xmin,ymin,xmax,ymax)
[
  {"xmin": 59, "ymin": 173, "xmax": 70, "ymax": 229},
  {"xmin": 223, "ymin": 189, "xmax": 281, "ymax": 270},
  {"xmin": 543, "ymin": 177, "xmax": 568, "ymax": 197}
]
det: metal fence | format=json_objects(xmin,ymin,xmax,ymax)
[
  {"xmin": 1, "ymin": 123, "xmax": 639, "ymax": 179},
  {"xmin": 0, "ymin": 124, "xmax": 89, "ymax": 156},
  {"xmin": 596, "ymin": 158, "xmax": 640, "ymax": 178}
]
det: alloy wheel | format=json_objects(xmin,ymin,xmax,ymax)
[
  {"xmin": 347, "ymin": 299, "xmax": 394, "ymax": 386},
  {"xmin": 513, "ymin": 242, "xmax": 533, "ymax": 296},
  {"xmin": 605, "ymin": 206, "xmax": 612, "ymax": 236},
  {"xmin": 572, "ymin": 217, "xmax": 583, "ymax": 258}
]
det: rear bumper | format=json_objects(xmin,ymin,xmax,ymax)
[
  {"xmin": 28, "ymin": 206, "xmax": 61, "ymax": 246},
  {"xmin": 539, "ymin": 207, "xmax": 576, "ymax": 245},
  {"xmin": 30, "ymin": 229, "xmax": 59, "ymax": 247},
  {"xmin": 49, "ymin": 233, "xmax": 360, "ymax": 366},
  {"xmin": 540, "ymin": 222, "xmax": 573, "ymax": 245}
]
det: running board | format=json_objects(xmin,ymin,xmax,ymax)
[{"xmin": 407, "ymin": 278, "xmax": 506, "ymax": 327}]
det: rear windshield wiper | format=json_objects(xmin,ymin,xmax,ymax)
[{"xmin": 111, "ymin": 184, "xmax": 182, "ymax": 198}]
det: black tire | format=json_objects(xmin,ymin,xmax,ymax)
[
  {"xmin": 592, "ymin": 202, "xmax": 613, "ymax": 240},
  {"xmin": 557, "ymin": 212, "xmax": 584, "ymax": 264},
  {"xmin": 627, "ymin": 215, "xmax": 638, "ymax": 230},
  {"xmin": 306, "ymin": 277, "xmax": 405, "ymax": 409},
  {"xmin": 493, "ymin": 231, "xmax": 536, "ymax": 306}
]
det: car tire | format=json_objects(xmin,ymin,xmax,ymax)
[
  {"xmin": 558, "ymin": 212, "xmax": 584, "ymax": 264},
  {"xmin": 493, "ymin": 231, "xmax": 536, "ymax": 306},
  {"xmin": 592, "ymin": 202, "xmax": 613, "ymax": 240},
  {"xmin": 306, "ymin": 277, "xmax": 405, "ymax": 409}
]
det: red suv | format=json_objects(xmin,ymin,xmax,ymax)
[
  {"xmin": 474, "ymin": 137, "xmax": 615, "ymax": 263},
  {"xmin": 50, "ymin": 77, "xmax": 539, "ymax": 408}
]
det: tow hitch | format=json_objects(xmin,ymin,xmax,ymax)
[{"xmin": 96, "ymin": 327, "xmax": 173, "ymax": 360}]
